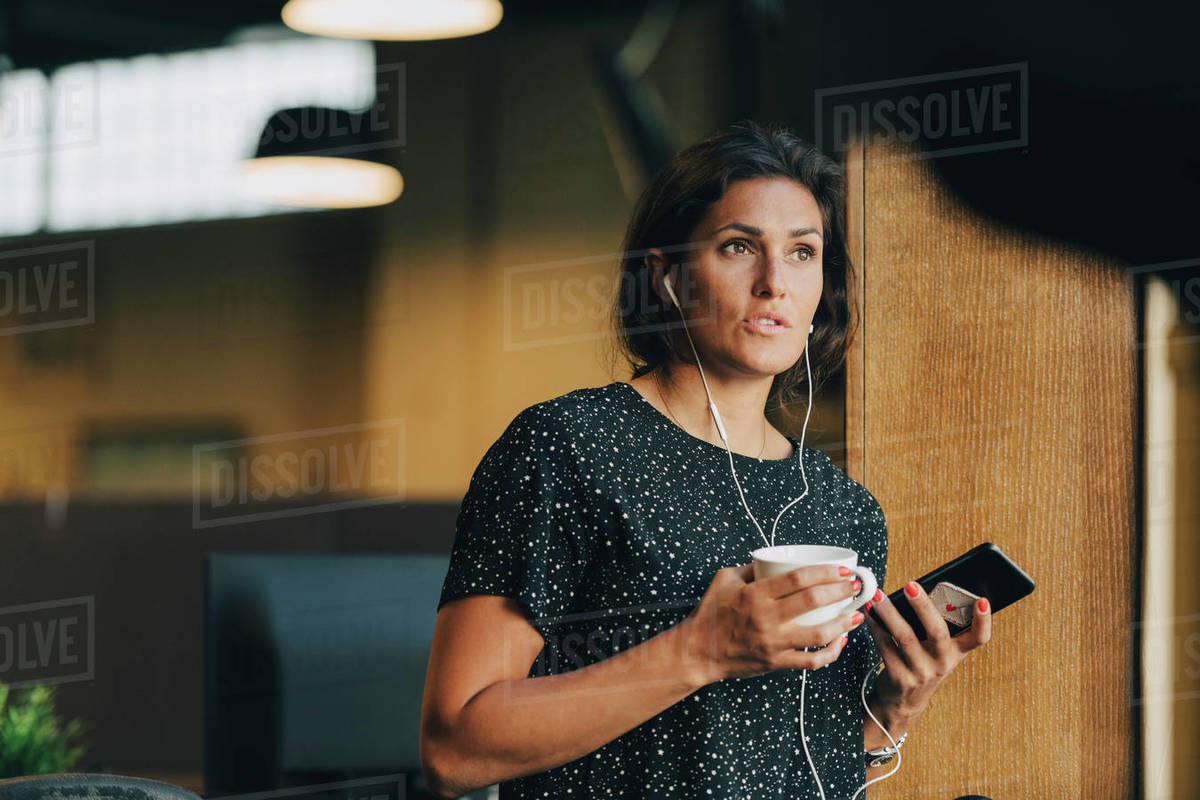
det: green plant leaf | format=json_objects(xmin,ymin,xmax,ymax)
[{"xmin": 0, "ymin": 682, "xmax": 88, "ymax": 779}]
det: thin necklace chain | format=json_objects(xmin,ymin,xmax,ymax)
[{"xmin": 653, "ymin": 370, "xmax": 767, "ymax": 459}]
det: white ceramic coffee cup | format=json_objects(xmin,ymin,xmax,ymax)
[{"xmin": 750, "ymin": 544, "xmax": 877, "ymax": 627}]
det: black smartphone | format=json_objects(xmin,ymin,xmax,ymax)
[{"xmin": 877, "ymin": 542, "xmax": 1034, "ymax": 641}]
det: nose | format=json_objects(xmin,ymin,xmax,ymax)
[{"xmin": 753, "ymin": 252, "xmax": 789, "ymax": 298}]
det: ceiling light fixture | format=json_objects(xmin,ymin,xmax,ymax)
[
  {"xmin": 281, "ymin": 0, "xmax": 503, "ymax": 41},
  {"xmin": 241, "ymin": 105, "xmax": 403, "ymax": 209}
]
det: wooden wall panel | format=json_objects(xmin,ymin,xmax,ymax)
[{"xmin": 846, "ymin": 139, "xmax": 1136, "ymax": 798}]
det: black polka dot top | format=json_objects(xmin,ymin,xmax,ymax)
[{"xmin": 438, "ymin": 380, "xmax": 889, "ymax": 799}]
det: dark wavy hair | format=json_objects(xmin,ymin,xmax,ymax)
[{"xmin": 607, "ymin": 119, "xmax": 857, "ymax": 425}]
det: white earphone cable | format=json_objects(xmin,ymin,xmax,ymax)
[
  {"xmin": 666, "ymin": 275, "xmax": 899, "ymax": 798},
  {"xmin": 671, "ymin": 307, "xmax": 810, "ymax": 550}
]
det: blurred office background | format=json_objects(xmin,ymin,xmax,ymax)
[{"xmin": 0, "ymin": 1, "xmax": 1197, "ymax": 798}]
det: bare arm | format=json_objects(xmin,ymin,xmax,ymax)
[
  {"xmin": 420, "ymin": 563, "xmax": 864, "ymax": 798},
  {"xmin": 419, "ymin": 594, "xmax": 712, "ymax": 797}
]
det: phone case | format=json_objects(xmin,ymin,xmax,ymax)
[{"xmin": 879, "ymin": 542, "xmax": 1035, "ymax": 641}]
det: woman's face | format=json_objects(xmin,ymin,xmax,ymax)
[{"xmin": 656, "ymin": 176, "xmax": 825, "ymax": 380}]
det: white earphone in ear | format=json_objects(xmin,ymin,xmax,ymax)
[{"xmin": 663, "ymin": 273, "xmax": 680, "ymax": 309}]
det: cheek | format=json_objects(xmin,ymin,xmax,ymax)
[
  {"xmin": 695, "ymin": 280, "xmax": 734, "ymax": 317},
  {"xmin": 803, "ymin": 269, "xmax": 824, "ymax": 302},
  {"xmin": 807, "ymin": 263, "xmax": 824, "ymax": 287}
]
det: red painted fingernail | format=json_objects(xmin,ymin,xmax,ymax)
[
  {"xmin": 904, "ymin": 582, "xmax": 919, "ymax": 598},
  {"xmin": 838, "ymin": 566, "xmax": 852, "ymax": 576},
  {"xmin": 978, "ymin": 598, "xmax": 989, "ymax": 613},
  {"xmin": 851, "ymin": 580, "xmax": 862, "ymax": 592},
  {"xmin": 872, "ymin": 588, "xmax": 882, "ymax": 602},
  {"xmin": 864, "ymin": 601, "xmax": 873, "ymax": 612},
  {"xmin": 840, "ymin": 634, "xmax": 849, "ymax": 647},
  {"xmin": 851, "ymin": 611, "xmax": 864, "ymax": 625}
]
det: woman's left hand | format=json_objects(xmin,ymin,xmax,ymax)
[{"xmin": 861, "ymin": 581, "xmax": 992, "ymax": 725}]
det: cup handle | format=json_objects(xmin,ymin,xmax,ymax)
[{"xmin": 849, "ymin": 566, "xmax": 877, "ymax": 610}]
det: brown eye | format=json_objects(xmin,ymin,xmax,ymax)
[{"xmin": 722, "ymin": 239, "xmax": 752, "ymax": 255}]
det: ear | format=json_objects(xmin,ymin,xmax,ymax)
[{"xmin": 643, "ymin": 248, "xmax": 674, "ymax": 305}]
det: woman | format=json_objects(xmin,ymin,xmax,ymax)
[{"xmin": 420, "ymin": 120, "xmax": 992, "ymax": 799}]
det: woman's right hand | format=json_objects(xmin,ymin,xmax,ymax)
[{"xmin": 682, "ymin": 563, "xmax": 866, "ymax": 683}]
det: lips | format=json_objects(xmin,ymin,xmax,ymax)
[
  {"xmin": 744, "ymin": 313, "xmax": 789, "ymax": 327},
  {"xmin": 744, "ymin": 318, "xmax": 789, "ymax": 335}
]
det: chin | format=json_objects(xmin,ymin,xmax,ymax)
[{"xmin": 737, "ymin": 353, "xmax": 798, "ymax": 377}]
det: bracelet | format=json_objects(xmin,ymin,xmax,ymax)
[{"xmin": 865, "ymin": 731, "xmax": 907, "ymax": 768}]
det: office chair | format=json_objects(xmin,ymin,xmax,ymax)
[{"xmin": 0, "ymin": 774, "xmax": 200, "ymax": 800}]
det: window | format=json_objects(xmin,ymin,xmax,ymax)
[{"xmin": 0, "ymin": 36, "xmax": 375, "ymax": 236}]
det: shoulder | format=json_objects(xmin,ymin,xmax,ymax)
[
  {"xmin": 531, "ymin": 383, "xmax": 621, "ymax": 423},
  {"xmin": 505, "ymin": 385, "xmax": 601, "ymax": 433},
  {"xmin": 484, "ymin": 384, "xmax": 615, "ymax": 463},
  {"xmin": 501, "ymin": 384, "xmax": 619, "ymax": 445},
  {"xmin": 521, "ymin": 384, "xmax": 609, "ymax": 424},
  {"xmin": 804, "ymin": 446, "xmax": 887, "ymax": 527}
]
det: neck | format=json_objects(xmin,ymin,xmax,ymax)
[{"xmin": 647, "ymin": 364, "xmax": 779, "ymax": 456}]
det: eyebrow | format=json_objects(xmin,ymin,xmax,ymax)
[{"xmin": 713, "ymin": 222, "xmax": 822, "ymax": 240}]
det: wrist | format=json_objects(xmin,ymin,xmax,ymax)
[
  {"xmin": 679, "ymin": 614, "xmax": 722, "ymax": 689},
  {"xmin": 870, "ymin": 685, "xmax": 922, "ymax": 728},
  {"xmin": 863, "ymin": 690, "xmax": 916, "ymax": 750}
]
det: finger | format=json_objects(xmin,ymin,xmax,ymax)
[
  {"xmin": 727, "ymin": 563, "xmax": 755, "ymax": 584},
  {"xmin": 902, "ymin": 581, "xmax": 955, "ymax": 649},
  {"xmin": 781, "ymin": 607, "xmax": 864, "ymax": 650},
  {"xmin": 773, "ymin": 577, "xmax": 860, "ymax": 624},
  {"xmin": 860, "ymin": 603, "xmax": 911, "ymax": 678},
  {"xmin": 778, "ymin": 632, "xmax": 849, "ymax": 671},
  {"xmin": 865, "ymin": 587, "xmax": 926, "ymax": 670},
  {"xmin": 958, "ymin": 596, "xmax": 992, "ymax": 650},
  {"xmin": 755, "ymin": 563, "xmax": 854, "ymax": 600}
]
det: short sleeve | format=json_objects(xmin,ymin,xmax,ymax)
[{"xmin": 437, "ymin": 404, "xmax": 594, "ymax": 626}]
